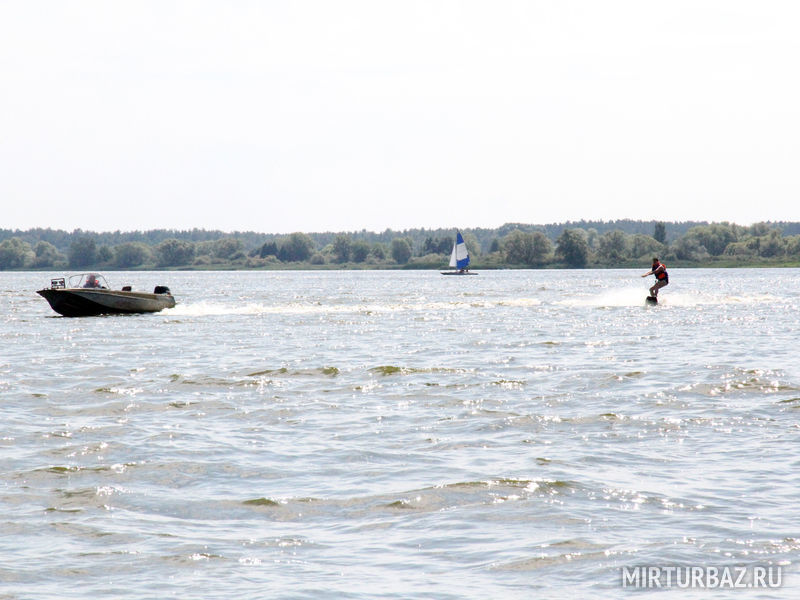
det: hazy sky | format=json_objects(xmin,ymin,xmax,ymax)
[{"xmin": 2, "ymin": 1, "xmax": 799, "ymax": 234}]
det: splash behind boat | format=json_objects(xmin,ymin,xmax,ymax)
[{"xmin": 37, "ymin": 273, "xmax": 176, "ymax": 317}]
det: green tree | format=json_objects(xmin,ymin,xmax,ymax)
[
  {"xmin": 671, "ymin": 235, "xmax": 710, "ymax": 261},
  {"xmin": 758, "ymin": 229, "xmax": 786, "ymax": 258},
  {"xmin": 749, "ymin": 222, "xmax": 771, "ymax": 237},
  {"xmin": 69, "ymin": 237, "xmax": 97, "ymax": 268},
  {"xmin": 585, "ymin": 228, "xmax": 600, "ymax": 250},
  {"xmin": 422, "ymin": 236, "xmax": 451, "ymax": 255},
  {"xmin": 113, "ymin": 242, "xmax": 151, "ymax": 268},
  {"xmin": 630, "ymin": 234, "xmax": 663, "ymax": 260},
  {"xmin": 503, "ymin": 230, "xmax": 552, "ymax": 266},
  {"xmin": 462, "ymin": 232, "xmax": 482, "ymax": 258},
  {"xmin": 654, "ymin": 222, "xmax": 666, "ymax": 244},
  {"xmin": 503, "ymin": 230, "xmax": 527, "ymax": 264},
  {"xmin": 370, "ymin": 243, "xmax": 387, "ymax": 261},
  {"xmin": 96, "ymin": 245, "xmax": 113, "ymax": 264},
  {"xmin": 194, "ymin": 240, "xmax": 215, "ymax": 258},
  {"xmin": 332, "ymin": 235, "xmax": 352, "ymax": 263},
  {"xmin": 785, "ymin": 235, "xmax": 800, "ymax": 257},
  {"xmin": 351, "ymin": 240, "xmax": 370, "ymax": 263},
  {"xmin": 214, "ymin": 237, "xmax": 244, "ymax": 260},
  {"xmin": 391, "ymin": 238, "xmax": 412, "ymax": 264},
  {"xmin": 157, "ymin": 239, "xmax": 195, "ymax": 266},
  {"xmin": 32, "ymin": 241, "xmax": 65, "ymax": 268},
  {"xmin": 278, "ymin": 233, "xmax": 315, "ymax": 262},
  {"xmin": 682, "ymin": 224, "xmax": 738, "ymax": 256},
  {"xmin": 555, "ymin": 229, "xmax": 589, "ymax": 267},
  {"xmin": 724, "ymin": 240, "xmax": 757, "ymax": 257},
  {"xmin": 259, "ymin": 241, "xmax": 279, "ymax": 258},
  {"xmin": 597, "ymin": 230, "xmax": 629, "ymax": 263},
  {"xmin": 0, "ymin": 238, "xmax": 33, "ymax": 269}
]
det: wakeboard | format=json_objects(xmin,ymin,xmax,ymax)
[{"xmin": 645, "ymin": 296, "xmax": 658, "ymax": 305}]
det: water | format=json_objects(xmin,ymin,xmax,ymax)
[{"xmin": 2, "ymin": 269, "xmax": 799, "ymax": 598}]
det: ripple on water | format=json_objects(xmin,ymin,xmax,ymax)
[{"xmin": 4, "ymin": 270, "xmax": 800, "ymax": 598}]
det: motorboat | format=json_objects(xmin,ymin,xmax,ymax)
[{"xmin": 37, "ymin": 273, "xmax": 176, "ymax": 317}]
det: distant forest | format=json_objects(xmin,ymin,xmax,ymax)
[{"xmin": 2, "ymin": 220, "xmax": 800, "ymax": 271}]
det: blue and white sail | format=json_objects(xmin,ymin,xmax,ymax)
[{"xmin": 449, "ymin": 231, "xmax": 470, "ymax": 270}]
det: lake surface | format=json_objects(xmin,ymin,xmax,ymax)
[{"xmin": 2, "ymin": 269, "xmax": 799, "ymax": 598}]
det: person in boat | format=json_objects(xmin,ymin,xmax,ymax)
[
  {"xmin": 642, "ymin": 257, "xmax": 668, "ymax": 297},
  {"xmin": 83, "ymin": 274, "xmax": 102, "ymax": 289}
]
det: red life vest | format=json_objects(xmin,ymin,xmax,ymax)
[{"xmin": 654, "ymin": 262, "xmax": 668, "ymax": 280}]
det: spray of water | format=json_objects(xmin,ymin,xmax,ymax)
[
  {"xmin": 164, "ymin": 298, "xmax": 543, "ymax": 317},
  {"xmin": 556, "ymin": 287, "xmax": 781, "ymax": 308}
]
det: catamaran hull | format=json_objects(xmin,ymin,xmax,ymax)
[
  {"xmin": 37, "ymin": 289, "xmax": 175, "ymax": 317},
  {"xmin": 440, "ymin": 272, "xmax": 479, "ymax": 275}
]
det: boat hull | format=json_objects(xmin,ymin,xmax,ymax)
[
  {"xmin": 37, "ymin": 288, "xmax": 175, "ymax": 317},
  {"xmin": 440, "ymin": 271, "xmax": 479, "ymax": 275}
]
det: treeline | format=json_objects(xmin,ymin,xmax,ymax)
[{"xmin": 1, "ymin": 221, "xmax": 800, "ymax": 270}]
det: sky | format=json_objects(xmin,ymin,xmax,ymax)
[{"xmin": 2, "ymin": 1, "xmax": 800, "ymax": 234}]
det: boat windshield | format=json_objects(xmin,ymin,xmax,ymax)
[{"xmin": 69, "ymin": 273, "xmax": 109, "ymax": 289}]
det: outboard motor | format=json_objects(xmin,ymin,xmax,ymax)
[{"xmin": 153, "ymin": 286, "xmax": 171, "ymax": 295}]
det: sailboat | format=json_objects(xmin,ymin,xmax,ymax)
[{"xmin": 441, "ymin": 231, "xmax": 478, "ymax": 275}]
